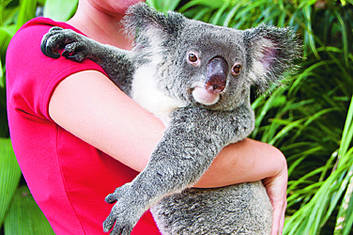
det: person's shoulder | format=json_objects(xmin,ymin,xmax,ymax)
[
  {"xmin": 5, "ymin": 17, "xmax": 102, "ymax": 121},
  {"xmin": 20, "ymin": 17, "xmax": 65, "ymax": 30},
  {"xmin": 17, "ymin": 17, "xmax": 76, "ymax": 32},
  {"xmin": 9, "ymin": 17, "xmax": 75, "ymax": 50}
]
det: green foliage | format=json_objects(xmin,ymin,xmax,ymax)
[
  {"xmin": 4, "ymin": 186, "xmax": 54, "ymax": 234},
  {"xmin": 43, "ymin": 0, "xmax": 78, "ymax": 21},
  {"xmin": 15, "ymin": 0, "xmax": 37, "ymax": 31},
  {"xmin": 0, "ymin": 138, "xmax": 21, "ymax": 225},
  {"xmin": 146, "ymin": 0, "xmax": 181, "ymax": 12},
  {"xmin": 284, "ymin": 96, "xmax": 353, "ymax": 234}
]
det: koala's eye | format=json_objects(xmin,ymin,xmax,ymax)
[
  {"xmin": 188, "ymin": 53, "xmax": 198, "ymax": 62},
  {"xmin": 231, "ymin": 63, "xmax": 242, "ymax": 76},
  {"xmin": 186, "ymin": 51, "xmax": 200, "ymax": 66}
]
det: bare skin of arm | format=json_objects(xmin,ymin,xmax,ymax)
[{"xmin": 49, "ymin": 70, "xmax": 287, "ymax": 234}]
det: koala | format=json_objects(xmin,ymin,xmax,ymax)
[{"xmin": 41, "ymin": 3, "xmax": 300, "ymax": 235}]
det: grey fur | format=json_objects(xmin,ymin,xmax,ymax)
[
  {"xmin": 41, "ymin": 3, "xmax": 300, "ymax": 235},
  {"xmin": 152, "ymin": 182, "xmax": 271, "ymax": 235}
]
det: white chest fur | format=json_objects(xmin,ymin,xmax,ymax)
[{"xmin": 131, "ymin": 62, "xmax": 186, "ymax": 126}]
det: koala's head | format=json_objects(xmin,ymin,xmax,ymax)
[{"xmin": 124, "ymin": 3, "xmax": 301, "ymax": 111}]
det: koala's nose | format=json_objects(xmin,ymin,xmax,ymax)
[{"xmin": 206, "ymin": 56, "xmax": 229, "ymax": 93}]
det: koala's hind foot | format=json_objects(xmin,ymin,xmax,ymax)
[{"xmin": 41, "ymin": 27, "xmax": 90, "ymax": 62}]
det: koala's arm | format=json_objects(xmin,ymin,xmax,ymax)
[
  {"xmin": 134, "ymin": 104, "xmax": 254, "ymax": 191},
  {"xmin": 41, "ymin": 27, "xmax": 134, "ymax": 94},
  {"xmin": 103, "ymin": 104, "xmax": 255, "ymax": 233}
]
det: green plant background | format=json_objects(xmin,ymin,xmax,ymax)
[{"xmin": 0, "ymin": 0, "xmax": 352, "ymax": 234}]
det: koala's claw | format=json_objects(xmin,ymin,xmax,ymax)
[
  {"xmin": 103, "ymin": 184, "xmax": 140, "ymax": 235},
  {"xmin": 41, "ymin": 27, "xmax": 64, "ymax": 58},
  {"xmin": 103, "ymin": 210, "xmax": 134, "ymax": 235},
  {"xmin": 41, "ymin": 26, "xmax": 89, "ymax": 62},
  {"xmin": 105, "ymin": 192, "xmax": 118, "ymax": 204},
  {"xmin": 102, "ymin": 202, "xmax": 135, "ymax": 235},
  {"xmin": 62, "ymin": 42, "xmax": 88, "ymax": 62}
]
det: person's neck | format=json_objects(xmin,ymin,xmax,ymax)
[{"xmin": 66, "ymin": 1, "xmax": 133, "ymax": 50}]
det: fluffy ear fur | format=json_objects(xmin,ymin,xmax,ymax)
[
  {"xmin": 123, "ymin": 3, "xmax": 185, "ymax": 42},
  {"xmin": 243, "ymin": 24, "xmax": 301, "ymax": 92}
]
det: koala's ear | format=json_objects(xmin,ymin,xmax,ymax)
[
  {"xmin": 123, "ymin": 3, "xmax": 185, "ymax": 40},
  {"xmin": 243, "ymin": 24, "xmax": 301, "ymax": 92}
]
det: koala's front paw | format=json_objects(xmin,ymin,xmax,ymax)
[
  {"xmin": 103, "ymin": 184, "xmax": 143, "ymax": 235},
  {"xmin": 41, "ymin": 26, "xmax": 89, "ymax": 62}
]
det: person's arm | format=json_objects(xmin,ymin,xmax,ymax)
[
  {"xmin": 49, "ymin": 70, "xmax": 164, "ymax": 172},
  {"xmin": 49, "ymin": 70, "xmax": 287, "ymax": 235}
]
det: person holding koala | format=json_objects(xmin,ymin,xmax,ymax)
[{"xmin": 7, "ymin": 0, "xmax": 288, "ymax": 234}]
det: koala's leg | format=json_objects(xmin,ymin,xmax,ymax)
[
  {"xmin": 151, "ymin": 182, "xmax": 272, "ymax": 235},
  {"xmin": 41, "ymin": 27, "xmax": 134, "ymax": 94},
  {"xmin": 103, "ymin": 105, "xmax": 255, "ymax": 234}
]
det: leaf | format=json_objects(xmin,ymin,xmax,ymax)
[
  {"xmin": 268, "ymin": 119, "xmax": 303, "ymax": 145},
  {"xmin": 0, "ymin": 138, "xmax": 21, "ymax": 226},
  {"xmin": 36, "ymin": 0, "xmax": 46, "ymax": 5},
  {"xmin": 192, "ymin": 7, "xmax": 212, "ymax": 21},
  {"xmin": 147, "ymin": 0, "xmax": 181, "ymax": 12},
  {"xmin": 161, "ymin": 0, "xmax": 181, "ymax": 12},
  {"xmin": 0, "ymin": 60, "xmax": 3, "ymax": 88},
  {"xmin": 0, "ymin": 27, "xmax": 11, "ymax": 85},
  {"xmin": 179, "ymin": 0, "xmax": 225, "ymax": 12},
  {"xmin": 334, "ymin": 11, "xmax": 349, "ymax": 67},
  {"xmin": 288, "ymin": 60, "xmax": 328, "ymax": 96},
  {"xmin": 338, "ymin": 96, "xmax": 353, "ymax": 161},
  {"xmin": 334, "ymin": 173, "xmax": 353, "ymax": 235},
  {"xmin": 4, "ymin": 186, "xmax": 55, "ymax": 235},
  {"xmin": 303, "ymin": 5, "xmax": 319, "ymax": 59},
  {"xmin": 0, "ymin": 26, "xmax": 11, "ymax": 53},
  {"xmin": 222, "ymin": 3, "xmax": 241, "ymax": 27},
  {"xmin": 145, "ymin": 0, "xmax": 156, "ymax": 8},
  {"xmin": 15, "ymin": 0, "xmax": 37, "ymax": 31},
  {"xmin": 298, "ymin": 0, "xmax": 317, "ymax": 8},
  {"xmin": 210, "ymin": 2, "xmax": 229, "ymax": 25},
  {"xmin": 43, "ymin": 0, "xmax": 78, "ymax": 21}
]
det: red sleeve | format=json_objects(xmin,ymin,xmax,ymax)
[{"xmin": 6, "ymin": 17, "xmax": 107, "ymax": 121}]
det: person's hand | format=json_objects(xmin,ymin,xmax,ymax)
[{"xmin": 262, "ymin": 155, "xmax": 288, "ymax": 235}]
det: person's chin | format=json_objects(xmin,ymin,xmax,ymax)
[{"xmin": 114, "ymin": 0, "xmax": 145, "ymax": 14}]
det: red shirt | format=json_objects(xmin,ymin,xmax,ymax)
[{"xmin": 6, "ymin": 17, "xmax": 160, "ymax": 235}]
